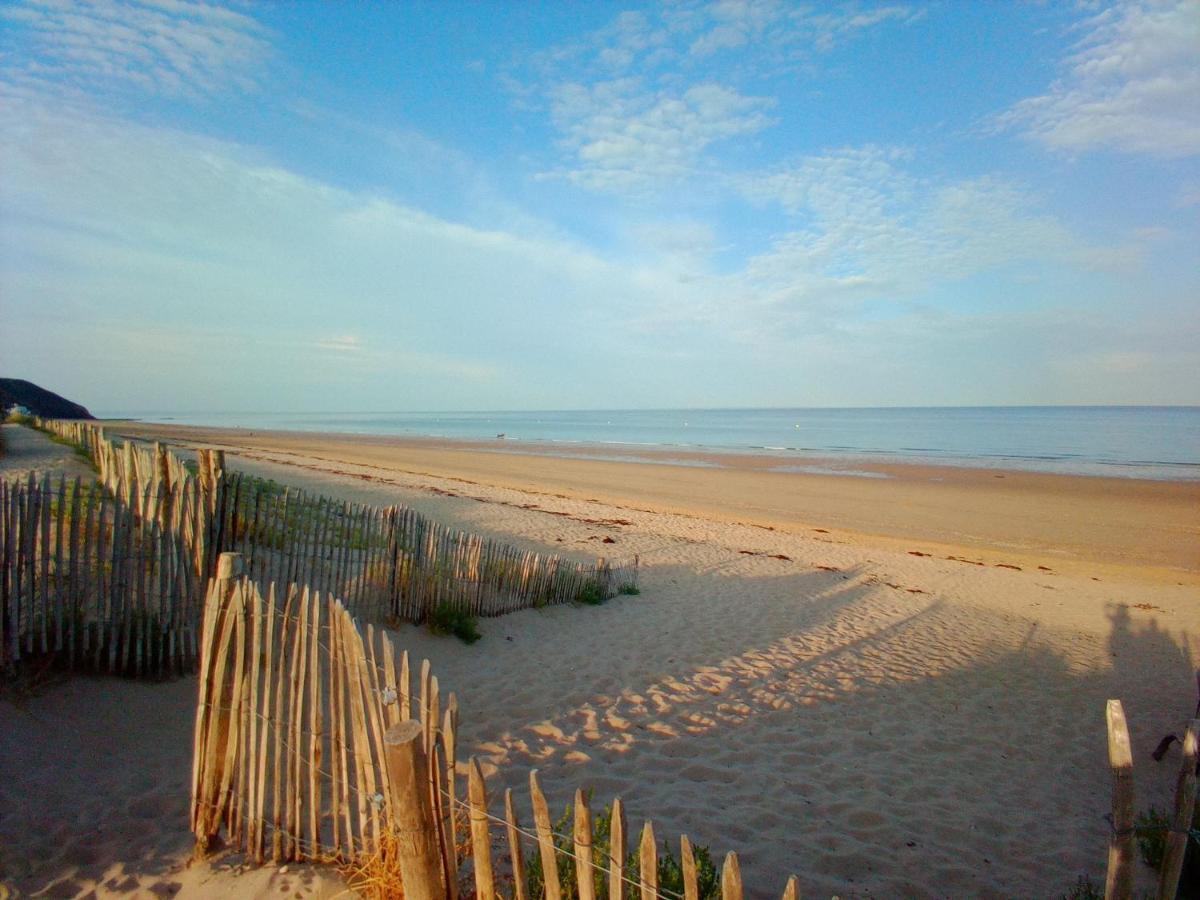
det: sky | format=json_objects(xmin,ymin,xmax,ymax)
[{"xmin": 1, "ymin": 0, "xmax": 1198, "ymax": 414}]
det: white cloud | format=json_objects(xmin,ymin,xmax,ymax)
[
  {"xmin": 725, "ymin": 146, "xmax": 1135, "ymax": 337},
  {"xmin": 0, "ymin": 97, "xmax": 672, "ymax": 409},
  {"xmin": 545, "ymin": 80, "xmax": 774, "ymax": 193},
  {"xmin": 997, "ymin": 0, "xmax": 1200, "ymax": 157},
  {"xmin": 526, "ymin": 1, "xmax": 920, "ymax": 196},
  {"xmin": 547, "ymin": 1, "xmax": 920, "ymax": 76},
  {"xmin": 0, "ymin": 0, "xmax": 271, "ymax": 98}
]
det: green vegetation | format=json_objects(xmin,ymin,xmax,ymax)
[
  {"xmin": 228, "ymin": 472, "xmax": 384, "ymax": 552},
  {"xmin": 44, "ymin": 431, "xmax": 98, "ymax": 472},
  {"xmin": 426, "ymin": 601, "xmax": 481, "ymax": 644},
  {"xmin": 1136, "ymin": 806, "xmax": 1171, "ymax": 870},
  {"xmin": 617, "ymin": 582, "xmax": 640, "ymax": 596},
  {"xmin": 525, "ymin": 797, "xmax": 719, "ymax": 900},
  {"xmin": 1060, "ymin": 875, "xmax": 1103, "ymax": 900},
  {"xmin": 576, "ymin": 579, "xmax": 606, "ymax": 605},
  {"xmin": 1135, "ymin": 802, "xmax": 1200, "ymax": 876}
]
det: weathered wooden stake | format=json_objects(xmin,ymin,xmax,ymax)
[
  {"xmin": 384, "ymin": 720, "xmax": 447, "ymax": 900},
  {"xmin": 1105, "ymin": 699, "xmax": 1134, "ymax": 900}
]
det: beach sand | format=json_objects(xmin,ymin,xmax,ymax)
[{"xmin": 3, "ymin": 421, "xmax": 1198, "ymax": 897}]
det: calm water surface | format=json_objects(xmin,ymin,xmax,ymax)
[{"xmin": 108, "ymin": 407, "xmax": 1200, "ymax": 481}]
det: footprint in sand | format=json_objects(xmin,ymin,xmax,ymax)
[{"xmin": 527, "ymin": 722, "xmax": 567, "ymax": 741}]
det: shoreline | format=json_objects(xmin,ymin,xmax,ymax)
[
  {"xmin": 100, "ymin": 413, "xmax": 1200, "ymax": 482},
  {"xmin": 108, "ymin": 420, "xmax": 1200, "ymax": 580}
]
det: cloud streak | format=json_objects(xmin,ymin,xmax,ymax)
[
  {"xmin": 526, "ymin": 1, "xmax": 920, "ymax": 196},
  {"xmin": 996, "ymin": 0, "xmax": 1200, "ymax": 157},
  {"xmin": 1, "ymin": 0, "xmax": 271, "ymax": 99},
  {"xmin": 545, "ymin": 80, "xmax": 774, "ymax": 193}
]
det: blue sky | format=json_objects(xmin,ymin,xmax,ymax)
[{"xmin": 1, "ymin": 0, "xmax": 1197, "ymax": 413}]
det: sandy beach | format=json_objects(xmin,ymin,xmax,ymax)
[{"xmin": 3, "ymin": 421, "xmax": 1199, "ymax": 898}]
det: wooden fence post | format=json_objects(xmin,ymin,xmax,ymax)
[
  {"xmin": 1105, "ymin": 699, "xmax": 1134, "ymax": 900},
  {"xmin": 1157, "ymin": 719, "xmax": 1199, "ymax": 900},
  {"xmin": 216, "ymin": 552, "xmax": 243, "ymax": 593},
  {"xmin": 385, "ymin": 720, "xmax": 447, "ymax": 900}
]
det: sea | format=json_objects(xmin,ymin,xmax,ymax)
[{"xmin": 110, "ymin": 406, "xmax": 1200, "ymax": 481}]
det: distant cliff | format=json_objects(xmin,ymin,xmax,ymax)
[{"xmin": 0, "ymin": 379, "xmax": 94, "ymax": 420}]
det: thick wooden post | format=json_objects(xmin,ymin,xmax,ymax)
[
  {"xmin": 1105, "ymin": 699, "xmax": 1134, "ymax": 900},
  {"xmin": 1158, "ymin": 720, "xmax": 1199, "ymax": 900},
  {"xmin": 216, "ymin": 551, "xmax": 243, "ymax": 588},
  {"xmin": 385, "ymin": 720, "xmax": 447, "ymax": 900}
]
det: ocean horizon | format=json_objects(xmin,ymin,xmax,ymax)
[{"xmin": 104, "ymin": 405, "xmax": 1200, "ymax": 482}]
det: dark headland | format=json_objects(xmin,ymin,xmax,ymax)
[{"xmin": 0, "ymin": 378, "xmax": 93, "ymax": 419}]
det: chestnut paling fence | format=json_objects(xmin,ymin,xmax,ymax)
[
  {"xmin": 0, "ymin": 472, "xmax": 206, "ymax": 676},
  {"xmin": 191, "ymin": 558, "xmax": 803, "ymax": 899},
  {"xmin": 1, "ymin": 420, "xmax": 636, "ymax": 676}
]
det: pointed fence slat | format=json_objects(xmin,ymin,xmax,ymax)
[
  {"xmin": 505, "ymin": 788, "xmax": 528, "ymax": 900},
  {"xmin": 640, "ymin": 821, "xmax": 658, "ymax": 900},
  {"xmin": 574, "ymin": 789, "xmax": 595, "ymax": 900},
  {"xmin": 530, "ymin": 769, "xmax": 562, "ymax": 900},
  {"xmin": 468, "ymin": 756, "xmax": 495, "ymax": 900},
  {"xmin": 721, "ymin": 852, "xmax": 743, "ymax": 900},
  {"xmin": 682, "ymin": 835, "xmax": 699, "ymax": 900},
  {"xmin": 610, "ymin": 797, "xmax": 627, "ymax": 900}
]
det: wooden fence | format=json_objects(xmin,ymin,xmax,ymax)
[
  {"xmin": 1103, "ymin": 698, "xmax": 1199, "ymax": 900},
  {"xmin": 0, "ymin": 473, "xmax": 205, "ymax": 675},
  {"xmin": 192, "ymin": 556, "xmax": 802, "ymax": 899},
  {"xmin": 213, "ymin": 471, "xmax": 640, "ymax": 627},
  {"xmin": 3, "ymin": 420, "xmax": 636, "ymax": 676},
  {"xmin": 191, "ymin": 555, "xmax": 440, "ymax": 863},
  {"xmin": 35, "ymin": 419, "xmax": 637, "ymax": 618}
]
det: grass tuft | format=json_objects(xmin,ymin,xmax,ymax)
[
  {"xmin": 526, "ymin": 796, "xmax": 720, "ymax": 899},
  {"xmin": 576, "ymin": 579, "xmax": 606, "ymax": 606},
  {"xmin": 617, "ymin": 582, "xmax": 640, "ymax": 596},
  {"xmin": 339, "ymin": 830, "xmax": 402, "ymax": 899},
  {"xmin": 1060, "ymin": 875, "xmax": 1102, "ymax": 900},
  {"xmin": 427, "ymin": 601, "xmax": 481, "ymax": 644}
]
